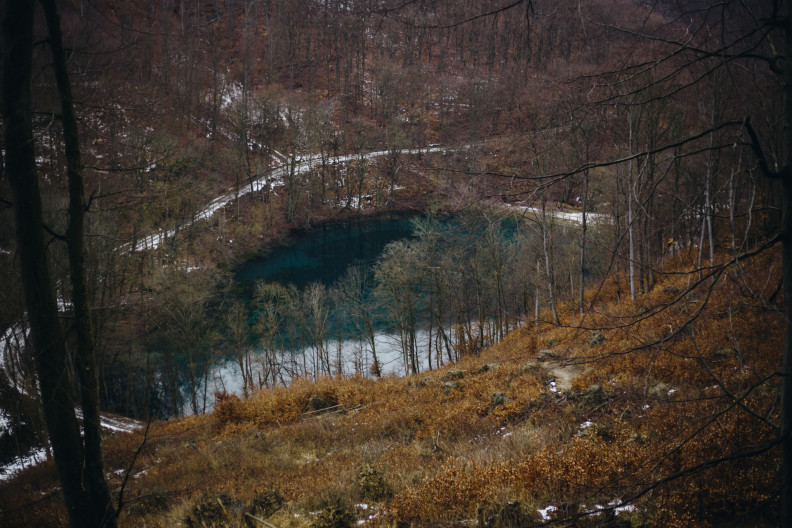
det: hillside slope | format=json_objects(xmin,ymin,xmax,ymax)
[{"xmin": 0, "ymin": 246, "xmax": 781, "ymax": 528}]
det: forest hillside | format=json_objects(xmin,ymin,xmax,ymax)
[
  {"xmin": 0, "ymin": 0, "xmax": 787, "ymax": 526},
  {"xmin": 0, "ymin": 244, "xmax": 782, "ymax": 527}
]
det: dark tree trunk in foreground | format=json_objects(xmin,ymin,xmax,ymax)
[
  {"xmin": 782, "ymin": 177, "xmax": 792, "ymax": 527},
  {"xmin": 39, "ymin": 0, "xmax": 118, "ymax": 525},
  {"xmin": 3, "ymin": 1, "xmax": 88, "ymax": 525},
  {"xmin": 2, "ymin": 1, "xmax": 117, "ymax": 526},
  {"xmin": 779, "ymin": 7, "xmax": 792, "ymax": 527},
  {"xmin": 743, "ymin": 4, "xmax": 792, "ymax": 526}
]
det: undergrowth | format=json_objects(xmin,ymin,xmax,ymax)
[{"xmin": 0, "ymin": 248, "xmax": 782, "ymax": 527}]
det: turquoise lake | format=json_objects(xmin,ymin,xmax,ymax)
[{"xmin": 234, "ymin": 213, "xmax": 417, "ymax": 288}]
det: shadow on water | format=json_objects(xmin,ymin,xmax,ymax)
[{"xmin": 234, "ymin": 212, "xmax": 417, "ymax": 289}]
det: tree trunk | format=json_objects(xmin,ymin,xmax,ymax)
[
  {"xmin": 779, "ymin": 7, "xmax": 792, "ymax": 526},
  {"xmin": 781, "ymin": 177, "xmax": 792, "ymax": 528},
  {"xmin": 534, "ymin": 260, "xmax": 540, "ymax": 323},
  {"xmin": 3, "ymin": 2, "xmax": 111, "ymax": 527},
  {"xmin": 627, "ymin": 108, "xmax": 637, "ymax": 300},
  {"xmin": 580, "ymin": 169, "xmax": 588, "ymax": 315},
  {"xmin": 39, "ymin": 0, "xmax": 117, "ymax": 524},
  {"xmin": 541, "ymin": 197, "xmax": 560, "ymax": 325}
]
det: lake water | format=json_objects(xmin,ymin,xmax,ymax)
[
  {"xmin": 234, "ymin": 213, "xmax": 417, "ymax": 288},
  {"xmin": 192, "ymin": 213, "xmax": 437, "ymax": 412}
]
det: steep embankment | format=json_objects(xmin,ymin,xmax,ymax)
[{"xmin": 0, "ymin": 248, "xmax": 782, "ymax": 528}]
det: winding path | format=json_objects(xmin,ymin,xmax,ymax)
[{"xmin": 127, "ymin": 145, "xmax": 457, "ymax": 252}]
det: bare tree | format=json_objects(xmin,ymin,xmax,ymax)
[
  {"xmin": 3, "ymin": 0, "xmax": 117, "ymax": 525},
  {"xmin": 374, "ymin": 241, "xmax": 423, "ymax": 375},
  {"xmin": 334, "ymin": 265, "xmax": 382, "ymax": 377}
]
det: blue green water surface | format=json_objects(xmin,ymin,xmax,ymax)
[{"xmin": 234, "ymin": 213, "xmax": 417, "ymax": 287}]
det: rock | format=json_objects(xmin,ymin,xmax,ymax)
[
  {"xmin": 587, "ymin": 331, "xmax": 606, "ymax": 348},
  {"xmin": 527, "ymin": 394, "xmax": 550, "ymax": 410},
  {"xmin": 479, "ymin": 363, "xmax": 500, "ymax": 373},
  {"xmin": 491, "ymin": 392, "xmax": 507, "ymax": 407},
  {"xmin": 409, "ymin": 377, "xmax": 431, "ymax": 388},
  {"xmin": 313, "ymin": 501, "xmax": 355, "ymax": 528},
  {"xmin": 441, "ymin": 369, "xmax": 466, "ymax": 381},
  {"xmin": 537, "ymin": 349, "xmax": 557, "ymax": 361},
  {"xmin": 627, "ymin": 432, "xmax": 649, "ymax": 445},
  {"xmin": 578, "ymin": 422, "xmax": 613, "ymax": 442}
]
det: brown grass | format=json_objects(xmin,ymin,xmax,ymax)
[{"xmin": 0, "ymin": 248, "xmax": 782, "ymax": 528}]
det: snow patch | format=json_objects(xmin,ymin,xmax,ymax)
[
  {"xmin": 577, "ymin": 420, "xmax": 594, "ymax": 435},
  {"xmin": 0, "ymin": 412, "xmax": 141, "ymax": 481},
  {"xmin": 75, "ymin": 409, "xmax": 143, "ymax": 434},
  {"xmin": 0, "ymin": 447, "xmax": 47, "ymax": 482},
  {"xmin": 505, "ymin": 203, "xmax": 612, "ymax": 226},
  {"xmin": 0, "ymin": 409, "xmax": 10, "ymax": 434},
  {"xmin": 99, "ymin": 415, "xmax": 143, "ymax": 434},
  {"xmin": 537, "ymin": 505, "xmax": 557, "ymax": 521},
  {"xmin": 584, "ymin": 500, "xmax": 637, "ymax": 516}
]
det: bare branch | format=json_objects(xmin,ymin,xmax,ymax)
[{"xmin": 381, "ymin": 0, "xmax": 527, "ymax": 30}]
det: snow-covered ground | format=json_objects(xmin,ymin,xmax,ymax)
[
  {"xmin": 0, "ymin": 447, "xmax": 48, "ymax": 482},
  {"xmin": 0, "ymin": 408, "xmax": 11, "ymax": 435},
  {"xmin": 73, "ymin": 409, "xmax": 144, "ymax": 434},
  {"xmin": 0, "ymin": 412, "xmax": 143, "ymax": 483},
  {"xmin": 504, "ymin": 203, "xmax": 612, "ymax": 226},
  {"xmin": 0, "ymin": 321, "xmax": 30, "ymax": 394},
  {"xmin": 537, "ymin": 500, "xmax": 635, "ymax": 522}
]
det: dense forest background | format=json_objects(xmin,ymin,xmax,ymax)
[
  {"xmin": 1, "ymin": 0, "xmax": 777, "ymax": 418},
  {"xmin": 0, "ymin": 0, "xmax": 787, "ymax": 526}
]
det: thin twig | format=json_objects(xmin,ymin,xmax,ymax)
[
  {"xmin": 245, "ymin": 512, "xmax": 282, "ymax": 528},
  {"xmin": 116, "ymin": 417, "xmax": 152, "ymax": 518}
]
